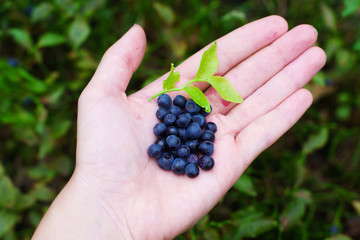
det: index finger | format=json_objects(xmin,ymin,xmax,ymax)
[{"xmin": 132, "ymin": 15, "xmax": 288, "ymax": 100}]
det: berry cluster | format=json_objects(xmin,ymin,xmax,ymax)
[{"xmin": 148, "ymin": 94, "xmax": 217, "ymax": 178}]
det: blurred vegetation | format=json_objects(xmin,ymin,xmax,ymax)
[{"xmin": 0, "ymin": 0, "xmax": 359, "ymax": 239}]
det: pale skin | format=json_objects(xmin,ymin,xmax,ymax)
[{"xmin": 32, "ymin": 16, "xmax": 326, "ymax": 239}]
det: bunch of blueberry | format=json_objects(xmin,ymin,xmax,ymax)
[{"xmin": 148, "ymin": 94, "xmax": 217, "ymax": 178}]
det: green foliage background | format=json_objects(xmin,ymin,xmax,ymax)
[{"xmin": 1, "ymin": 0, "xmax": 359, "ymax": 239}]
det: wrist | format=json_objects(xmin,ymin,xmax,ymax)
[{"xmin": 32, "ymin": 171, "xmax": 133, "ymax": 240}]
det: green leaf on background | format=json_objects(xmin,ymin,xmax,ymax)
[
  {"xmin": 31, "ymin": 3, "xmax": 54, "ymax": 23},
  {"xmin": 184, "ymin": 86, "xmax": 211, "ymax": 112},
  {"xmin": 342, "ymin": 0, "xmax": 360, "ymax": 17},
  {"xmin": 233, "ymin": 174, "xmax": 257, "ymax": 197},
  {"xmin": 51, "ymin": 120, "xmax": 72, "ymax": 138},
  {"xmin": 206, "ymin": 76, "xmax": 243, "ymax": 103},
  {"xmin": 0, "ymin": 210, "xmax": 18, "ymax": 237},
  {"xmin": 8, "ymin": 29, "xmax": 33, "ymax": 50},
  {"xmin": 0, "ymin": 164, "xmax": 4, "ymax": 177},
  {"xmin": 0, "ymin": 177, "xmax": 17, "ymax": 208},
  {"xmin": 280, "ymin": 190, "xmax": 312, "ymax": 231},
  {"xmin": 303, "ymin": 127, "xmax": 329, "ymax": 154},
  {"xmin": 232, "ymin": 207, "xmax": 276, "ymax": 238},
  {"xmin": 13, "ymin": 192, "xmax": 36, "ymax": 211},
  {"xmin": 353, "ymin": 38, "xmax": 360, "ymax": 52},
  {"xmin": 163, "ymin": 63, "xmax": 180, "ymax": 90},
  {"xmin": 321, "ymin": 3, "xmax": 337, "ymax": 32},
  {"xmin": 38, "ymin": 138, "xmax": 54, "ymax": 159},
  {"xmin": 153, "ymin": 2, "xmax": 175, "ymax": 25},
  {"xmin": 37, "ymin": 32, "xmax": 66, "ymax": 48},
  {"xmin": 68, "ymin": 18, "xmax": 91, "ymax": 49},
  {"xmin": 18, "ymin": 69, "xmax": 47, "ymax": 93},
  {"xmin": 31, "ymin": 185, "xmax": 55, "ymax": 201},
  {"xmin": 26, "ymin": 164, "xmax": 56, "ymax": 181},
  {"xmin": 351, "ymin": 200, "xmax": 360, "ymax": 215},
  {"xmin": 327, "ymin": 234, "xmax": 354, "ymax": 240},
  {"xmin": 312, "ymin": 71, "xmax": 326, "ymax": 86},
  {"xmin": 194, "ymin": 42, "xmax": 218, "ymax": 80}
]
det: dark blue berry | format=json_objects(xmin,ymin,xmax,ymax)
[
  {"xmin": 153, "ymin": 123, "xmax": 167, "ymax": 137},
  {"xmin": 7, "ymin": 58, "xmax": 19, "ymax": 67},
  {"xmin": 198, "ymin": 141, "xmax": 214, "ymax": 156},
  {"xmin": 185, "ymin": 163, "xmax": 199, "ymax": 178},
  {"xmin": 167, "ymin": 126, "xmax": 179, "ymax": 136},
  {"xmin": 187, "ymin": 154, "xmax": 199, "ymax": 165},
  {"xmin": 173, "ymin": 95, "xmax": 187, "ymax": 108},
  {"xmin": 158, "ymin": 153, "xmax": 174, "ymax": 170},
  {"xmin": 192, "ymin": 114, "xmax": 206, "ymax": 128},
  {"xmin": 186, "ymin": 123, "xmax": 202, "ymax": 139},
  {"xmin": 201, "ymin": 130, "xmax": 215, "ymax": 142},
  {"xmin": 205, "ymin": 122, "xmax": 217, "ymax": 133},
  {"xmin": 185, "ymin": 99, "xmax": 201, "ymax": 114},
  {"xmin": 169, "ymin": 105, "xmax": 183, "ymax": 116},
  {"xmin": 147, "ymin": 144, "xmax": 162, "ymax": 159},
  {"xmin": 178, "ymin": 128, "xmax": 188, "ymax": 141},
  {"xmin": 176, "ymin": 113, "xmax": 191, "ymax": 128},
  {"xmin": 200, "ymin": 106, "xmax": 212, "ymax": 116},
  {"xmin": 157, "ymin": 94, "xmax": 172, "ymax": 109},
  {"xmin": 166, "ymin": 135, "xmax": 181, "ymax": 149},
  {"xmin": 199, "ymin": 156, "xmax": 215, "ymax": 170},
  {"xmin": 185, "ymin": 140, "xmax": 199, "ymax": 153},
  {"xmin": 156, "ymin": 139, "xmax": 167, "ymax": 151},
  {"xmin": 164, "ymin": 113, "xmax": 177, "ymax": 126},
  {"xmin": 156, "ymin": 107, "xmax": 169, "ymax": 121},
  {"xmin": 177, "ymin": 145, "xmax": 191, "ymax": 158},
  {"xmin": 171, "ymin": 158, "xmax": 188, "ymax": 175}
]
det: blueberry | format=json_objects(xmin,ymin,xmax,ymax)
[
  {"xmin": 201, "ymin": 130, "xmax": 215, "ymax": 142},
  {"xmin": 157, "ymin": 94, "xmax": 172, "ymax": 109},
  {"xmin": 178, "ymin": 128, "xmax": 188, "ymax": 141},
  {"xmin": 156, "ymin": 107, "xmax": 169, "ymax": 121},
  {"xmin": 171, "ymin": 158, "xmax": 188, "ymax": 175},
  {"xmin": 158, "ymin": 153, "xmax": 174, "ymax": 170},
  {"xmin": 164, "ymin": 113, "xmax": 177, "ymax": 126},
  {"xmin": 185, "ymin": 163, "xmax": 199, "ymax": 178},
  {"xmin": 167, "ymin": 126, "xmax": 179, "ymax": 136},
  {"xmin": 173, "ymin": 95, "xmax": 187, "ymax": 108},
  {"xmin": 176, "ymin": 113, "xmax": 191, "ymax": 128},
  {"xmin": 199, "ymin": 156, "xmax": 215, "ymax": 170},
  {"xmin": 154, "ymin": 122, "xmax": 167, "ymax": 137},
  {"xmin": 187, "ymin": 154, "xmax": 199, "ymax": 165},
  {"xmin": 200, "ymin": 106, "xmax": 212, "ymax": 116},
  {"xmin": 177, "ymin": 145, "xmax": 190, "ymax": 158},
  {"xmin": 156, "ymin": 139, "xmax": 167, "ymax": 151},
  {"xmin": 185, "ymin": 99, "xmax": 201, "ymax": 114},
  {"xmin": 166, "ymin": 135, "xmax": 181, "ymax": 149},
  {"xmin": 169, "ymin": 105, "xmax": 183, "ymax": 116},
  {"xmin": 198, "ymin": 141, "xmax": 214, "ymax": 156},
  {"xmin": 192, "ymin": 114, "xmax": 206, "ymax": 128},
  {"xmin": 185, "ymin": 140, "xmax": 199, "ymax": 153},
  {"xmin": 205, "ymin": 122, "xmax": 217, "ymax": 133},
  {"xmin": 147, "ymin": 144, "xmax": 162, "ymax": 159},
  {"xmin": 186, "ymin": 123, "xmax": 202, "ymax": 139},
  {"xmin": 7, "ymin": 58, "xmax": 19, "ymax": 67}
]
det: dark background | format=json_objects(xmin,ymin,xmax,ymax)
[{"xmin": 0, "ymin": 0, "xmax": 359, "ymax": 239}]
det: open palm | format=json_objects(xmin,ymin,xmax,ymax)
[{"xmin": 33, "ymin": 16, "xmax": 326, "ymax": 240}]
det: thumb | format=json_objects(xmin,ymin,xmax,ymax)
[{"xmin": 87, "ymin": 24, "xmax": 146, "ymax": 95}]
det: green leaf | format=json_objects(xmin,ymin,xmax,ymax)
[
  {"xmin": 13, "ymin": 192, "xmax": 36, "ymax": 211},
  {"xmin": 0, "ymin": 210, "xmax": 18, "ymax": 237},
  {"xmin": 184, "ymin": 86, "xmax": 211, "ymax": 112},
  {"xmin": 8, "ymin": 29, "xmax": 33, "ymax": 50},
  {"xmin": 68, "ymin": 18, "xmax": 91, "ymax": 49},
  {"xmin": 312, "ymin": 71, "xmax": 326, "ymax": 86},
  {"xmin": 26, "ymin": 164, "xmax": 56, "ymax": 181},
  {"xmin": 153, "ymin": 2, "xmax": 175, "ymax": 26},
  {"xmin": 327, "ymin": 234, "xmax": 354, "ymax": 240},
  {"xmin": 321, "ymin": 3, "xmax": 337, "ymax": 32},
  {"xmin": 0, "ymin": 177, "xmax": 17, "ymax": 208},
  {"xmin": 194, "ymin": 42, "xmax": 218, "ymax": 80},
  {"xmin": 233, "ymin": 174, "xmax": 257, "ymax": 197},
  {"xmin": 303, "ymin": 127, "xmax": 329, "ymax": 154},
  {"xmin": 342, "ymin": 0, "xmax": 360, "ymax": 17},
  {"xmin": 163, "ymin": 63, "xmax": 180, "ymax": 90},
  {"xmin": 31, "ymin": 3, "xmax": 54, "ymax": 23},
  {"xmin": 37, "ymin": 32, "xmax": 66, "ymax": 48},
  {"xmin": 235, "ymin": 218, "xmax": 276, "ymax": 239},
  {"xmin": 31, "ymin": 185, "xmax": 56, "ymax": 201},
  {"xmin": 205, "ymin": 76, "xmax": 243, "ymax": 103}
]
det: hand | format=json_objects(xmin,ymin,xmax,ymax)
[{"xmin": 33, "ymin": 16, "xmax": 326, "ymax": 239}]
